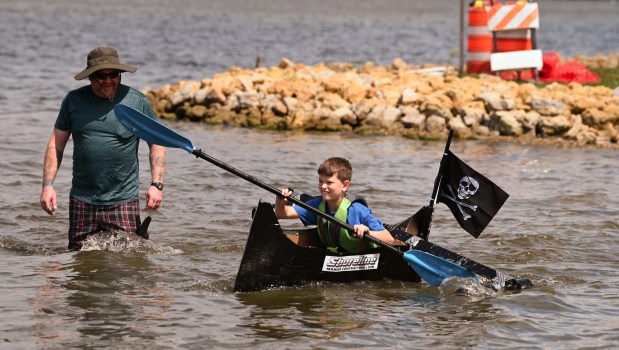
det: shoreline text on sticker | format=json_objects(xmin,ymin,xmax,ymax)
[{"xmin": 322, "ymin": 254, "xmax": 380, "ymax": 272}]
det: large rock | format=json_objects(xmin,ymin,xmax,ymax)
[
  {"xmin": 143, "ymin": 56, "xmax": 619, "ymax": 149},
  {"xmin": 489, "ymin": 111, "xmax": 524, "ymax": 136},
  {"xmin": 538, "ymin": 115, "xmax": 572, "ymax": 136}
]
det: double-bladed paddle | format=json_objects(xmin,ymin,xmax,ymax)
[{"xmin": 114, "ymin": 104, "xmax": 532, "ymax": 290}]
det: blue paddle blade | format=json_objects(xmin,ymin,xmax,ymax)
[
  {"xmin": 114, "ymin": 104, "xmax": 194, "ymax": 153},
  {"xmin": 404, "ymin": 250, "xmax": 476, "ymax": 286}
]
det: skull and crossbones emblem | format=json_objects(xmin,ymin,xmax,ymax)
[{"xmin": 440, "ymin": 176, "xmax": 479, "ymax": 220}]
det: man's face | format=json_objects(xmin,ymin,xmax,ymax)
[{"xmin": 89, "ymin": 69, "xmax": 121, "ymax": 100}]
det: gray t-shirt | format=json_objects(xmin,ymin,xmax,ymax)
[{"xmin": 55, "ymin": 84, "xmax": 156, "ymax": 205}]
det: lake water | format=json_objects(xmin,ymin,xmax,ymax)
[{"xmin": 1, "ymin": 0, "xmax": 618, "ymax": 349}]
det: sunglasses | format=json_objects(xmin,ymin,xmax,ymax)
[{"xmin": 91, "ymin": 71, "xmax": 120, "ymax": 80}]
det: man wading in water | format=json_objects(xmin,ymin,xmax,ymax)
[{"xmin": 39, "ymin": 47, "xmax": 166, "ymax": 250}]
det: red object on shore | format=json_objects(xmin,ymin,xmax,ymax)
[{"xmin": 539, "ymin": 52, "xmax": 601, "ymax": 84}]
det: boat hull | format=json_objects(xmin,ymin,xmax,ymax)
[{"xmin": 233, "ymin": 201, "xmax": 420, "ymax": 292}]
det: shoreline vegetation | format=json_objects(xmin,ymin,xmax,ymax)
[{"xmin": 143, "ymin": 52, "xmax": 619, "ymax": 150}]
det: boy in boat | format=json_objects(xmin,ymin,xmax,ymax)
[{"xmin": 275, "ymin": 157, "xmax": 395, "ymax": 253}]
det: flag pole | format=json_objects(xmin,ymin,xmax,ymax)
[{"xmin": 419, "ymin": 129, "xmax": 454, "ymax": 239}]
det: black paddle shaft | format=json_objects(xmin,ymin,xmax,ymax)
[{"xmin": 191, "ymin": 149, "xmax": 403, "ymax": 254}]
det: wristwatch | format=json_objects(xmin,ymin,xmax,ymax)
[{"xmin": 150, "ymin": 182, "xmax": 164, "ymax": 191}]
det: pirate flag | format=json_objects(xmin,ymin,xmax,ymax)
[{"xmin": 437, "ymin": 151, "xmax": 509, "ymax": 238}]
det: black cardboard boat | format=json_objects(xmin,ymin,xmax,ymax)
[{"xmin": 233, "ymin": 201, "xmax": 421, "ymax": 292}]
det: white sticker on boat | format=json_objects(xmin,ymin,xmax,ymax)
[{"xmin": 322, "ymin": 253, "xmax": 380, "ymax": 272}]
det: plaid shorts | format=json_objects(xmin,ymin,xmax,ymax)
[{"xmin": 68, "ymin": 198, "xmax": 141, "ymax": 250}]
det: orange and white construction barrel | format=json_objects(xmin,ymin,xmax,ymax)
[
  {"xmin": 466, "ymin": 1, "xmax": 492, "ymax": 74},
  {"xmin": 488, "ymin": 1, "xmax": 538, "ymax": 52},
  {"xmin": 487, "ymin": 1, "xmax": 540, "ymax": 79}
]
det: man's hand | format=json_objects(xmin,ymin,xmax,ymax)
[
  {"xmin": 145, "ymin": 185, "xmax": 163, "ymax": 210},
  {"xmin": 40, "ymin": 186, "xmax": 57, "ymax": 215}
]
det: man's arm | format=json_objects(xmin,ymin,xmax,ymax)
[
  {"xmin": 40, "ymin": 128, "xmax": 71, "ymax": 215},
  {"xmin": 145, "ymin": 143, "xmax": 166, "ymax": 209}
]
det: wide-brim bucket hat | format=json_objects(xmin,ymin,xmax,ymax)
[{"xmin": 74, "ymin": 47, "xmax": 137, "ymax": 80}]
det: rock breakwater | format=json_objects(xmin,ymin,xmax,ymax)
[{"xmin": 143, "ymin": 55, "xmax": 619, "ymax": 149}]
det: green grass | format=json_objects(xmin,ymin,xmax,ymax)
[{"xmin": 588, "ymin": 66, "xmax": 619, "ymax": 89}]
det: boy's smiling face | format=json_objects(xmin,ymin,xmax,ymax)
[{"xmin": 318, "ymin": 173, "xmax": 350, "ymax": 207}]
